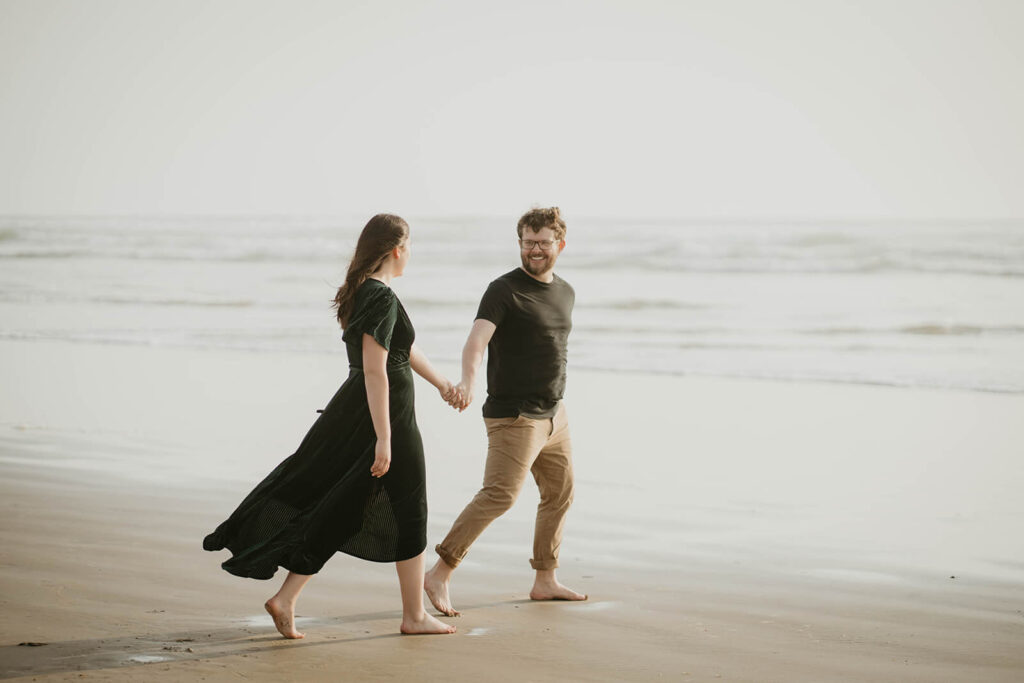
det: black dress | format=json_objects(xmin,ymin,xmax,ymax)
[{"xmin": 203, "ymin": 279, "xmax": 427, "ymax": 579}]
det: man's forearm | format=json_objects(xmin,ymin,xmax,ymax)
[
  {"xmin": 459, "ymin": 319, "xmax": 497, "ymax": 394},
  {"xmin": 461, "ymin": 341, "xmax": 485, "ymax": 385}
]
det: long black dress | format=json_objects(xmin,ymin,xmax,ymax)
[{"xmin": 203, "ymin": 279, "xmax": 427, "ymax": 579}]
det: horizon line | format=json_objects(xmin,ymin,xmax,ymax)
[{"xmin": 1, "ymin": 211, "xmax": 1022, "ymax": 226}]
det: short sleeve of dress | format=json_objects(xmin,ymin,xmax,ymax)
[
  {"xmin": 342, "ymin": 283, "xmax": 399, "ymax": 351},
  {"xmin": 475, "ymin": 279, "xmax": 510, "ymax": 326}
]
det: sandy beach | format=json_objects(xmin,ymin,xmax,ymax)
[{"xmin": 1, "ymin": 338, "xmax": 1022, "ymax": 681}]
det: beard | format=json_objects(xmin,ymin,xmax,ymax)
[{"xmin": 521, "ymin": 250, "xmax": 557, "ymax": 277}]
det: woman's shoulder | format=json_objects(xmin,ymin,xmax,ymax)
[
  {"xmin": 354, "ymin": 279, "xmax": 397, "ymax": 307},
  {"xmin": 342, "ymin": 279, "xmax": 402, "ymax": 348}
]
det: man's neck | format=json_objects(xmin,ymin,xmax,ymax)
[{"xmin": 519, "ymin": 266, "xmax": 554, "ymax": 284}]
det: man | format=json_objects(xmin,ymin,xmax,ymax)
[{"xmin": 425, "ymin": 207, "xmax": 587, "ymax": 617}]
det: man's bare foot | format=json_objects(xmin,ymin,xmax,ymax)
[
  {"xmin": 530, "ymin": 579, "xmax": 588, "ymax": 602},
  {"xmin": 264, "ymin": 598, "xmax": 305, "ymax": 639},
  {"xmin": 400, "ymin": 612, "xmax": 457, "ymax": 635},
  {"xmin": 424, "ymin": 566, "xmax": 460, "ymax": 617}
]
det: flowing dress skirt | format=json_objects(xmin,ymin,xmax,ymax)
[{"xmin": 202, "ymin": 362, "xmax": 427, "ymax": 579}]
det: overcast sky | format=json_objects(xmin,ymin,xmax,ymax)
[{"xmin": 1, "ymin": 0, "xmax": 1022, "ymax": 220}]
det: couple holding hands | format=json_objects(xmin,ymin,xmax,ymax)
[{"xmin": 203, "ymin": 207, "xmax": 585, "ymax": 638}]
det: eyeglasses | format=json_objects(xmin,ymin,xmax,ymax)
[{"xmin": 519, "ymin": 239, "xmax": 559, "ymax": 251}]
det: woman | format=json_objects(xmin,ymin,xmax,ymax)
[{"xmin": 203, "ymin": 214, "xmax": 457, "ymax": 637}]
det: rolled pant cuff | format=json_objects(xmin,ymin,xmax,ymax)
[
  {"xmin": 435, "ymin": 544, "xmax": 463, "ymax": 569},
  {"xmin": 530, "ymin": 558, "xmax": 559, "ymax": 570}
]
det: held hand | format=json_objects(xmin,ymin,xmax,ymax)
[
  {"xmin": 439, "ymin": 379, "xmax": 465, "ymax": 411},
  {"xmin": 438, "ymin": 379, "xmax": 457, "ymax": 404},
  {"xmin": 447, "ymin": 387, "xmax": 465, "ymax": 410},
  {"xmin": 370, "ymin": 440, "xmax": 391, "ymax": 478},
  {"xmin": 454, "ymin": 381, "xmax": 473, "ymax": 412}
]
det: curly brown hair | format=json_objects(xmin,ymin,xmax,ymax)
[{"xmin": 517, "ymin": 207, "xmax": 567, "ymax": 241}]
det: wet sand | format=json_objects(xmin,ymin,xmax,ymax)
[{"xmin": 1, "ymin": 339, "xmax": 1023, "ymax": 681}]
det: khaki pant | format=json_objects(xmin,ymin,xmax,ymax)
[{"xmin": 436, "ymin": 403, "xmax": 573, "ymax": 570}]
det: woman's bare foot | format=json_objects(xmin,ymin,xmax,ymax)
[
  {"xmin": 264, "ymin": 598, "xmax": 305, "ymax": 639},
  {"xmin": 401, "ymin": 612, "xmax": 457, "ymax": 635},
  {"xmin": 424, "ymin": 566, "xmax": 460, "ymax": 617},
  {"xmin": 530, "ymin": 570, "xmax": 588, "ymax": 601}
]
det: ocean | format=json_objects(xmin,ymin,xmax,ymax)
[{"xmin": 2, "ymin": 214, "xmax": 1022, "ymax": 393}]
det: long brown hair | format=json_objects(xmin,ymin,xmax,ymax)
[{"xmin": 332, "ymin": 214, "xmax": 409, "ymax": 328}]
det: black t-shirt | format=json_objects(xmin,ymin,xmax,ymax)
[{"xmin": 475, "ymin": 268, "xmax": 575, "ymax": 418}]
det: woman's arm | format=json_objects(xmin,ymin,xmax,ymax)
[
  {"xmin": 362, "ymin": 333, "xmax": 392, "ymax": 478},
  {"xmin": 409, "ymin": 342, "xmax": 455, "ymax": 401}
]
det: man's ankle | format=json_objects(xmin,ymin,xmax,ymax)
[
  {"xmin": 534, "ymin": 568, "xmax": 557, "ymax": 582},
  {"xmin": 429, "ymin": 561, "xmax": 454, "ymax": 579}
]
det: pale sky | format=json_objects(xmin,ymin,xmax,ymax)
[{"xmin": 1, "ymin": 0, "xmax": 1022, "ymax": 220}]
